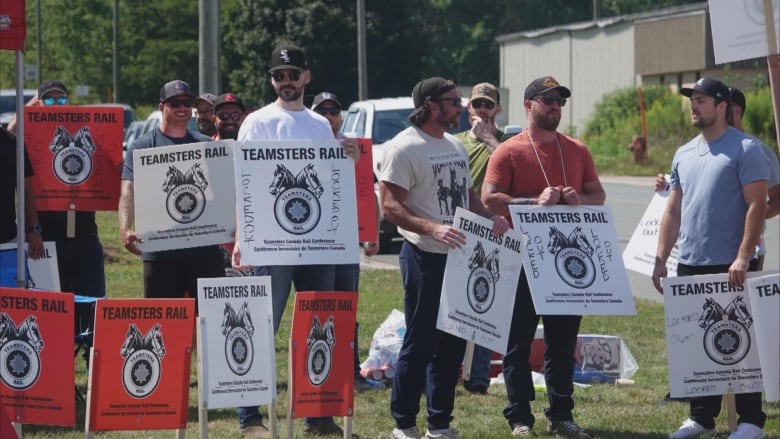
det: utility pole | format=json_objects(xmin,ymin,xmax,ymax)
[
  {"xmin": 199, "ymin": 0, "xmax": 220, "ymax": 95},
  {"xmin": 113, "ymin": 0, "xmax": 119, "ymax": 102},
  {"xmin": 357, "ymin": 0, "xmax": 367, "ymax": 100},
  {"xmin": 36, "ymin": 0, "xmax": 41, "ymax": 85}
]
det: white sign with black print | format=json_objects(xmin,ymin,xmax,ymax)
[
  {"xmin": 622, "ymin": 184, "xmax": 678, "ymax": 277},
  {"xmin": 745, "ymin": 271, "xmax": 780, "ymax": 401},
  {"xmin": 133, "ymin": 141, "xmax": 236, "ymax": 252},
  {"xmin": 662, "ymin": 272, "xmax": 765, "ymax": 399},
  {"xmin": 508, "ymin": 205, "xmax": 636, "ymax": 315},
  {"xmin": 0, "ymin": 241, "xmax": 60, "ymax": 291},
  {"xmin": 708, "ymin": 0, "xmax": 780, "ymax": 64},
  {"xmin": 197, "ymin": 276, "xmax": 275, "ymax": 409},
  {"xmin": 436, "ymin": 208, "xmax": 525, "ymax": 354},
  {"xmin": 233, "ymin": 140, "xmax": 359, "ymax": 266}
]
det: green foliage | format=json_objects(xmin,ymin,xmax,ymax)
[{"xmin": 743, "ymin": 87, "xmax": 779, "ymax": 151}]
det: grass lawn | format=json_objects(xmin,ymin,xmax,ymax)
[{"xmin": 14, "ymin": 212, "xmax": 780, "ymax": 438}]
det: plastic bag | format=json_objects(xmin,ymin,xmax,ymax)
[{"xmin": 360, "ymin": 309, "xmax": 405, "ymax": 381}]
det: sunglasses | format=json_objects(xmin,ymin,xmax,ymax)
[
  {"xmin": 42, "ymin": 96, "xmax": 69, "ymax": 106},
  {"xmin": 535, "ymin": 96, "xmax": 567, "ymax": 107},
  {"xmin": 271, "ymin": 70, "xmax": 302, "ymax": 82},
  {"xmin": 432, "ymin": 96, "xmax": 462, "ymax": 107},
  {"xmin": 217, "ymin": 111, "xmax": 243, "ymax": 121},
  {"xmin": 166, "ymin": 99, "xmax": 194, "ymax": 108},
  {"xmin": 316, "ymin": 108, "xmax": 340, "ymax": 117},
  {"xmin": 471, "ymin": 99, "xmax": 495, "ymax": 110}
]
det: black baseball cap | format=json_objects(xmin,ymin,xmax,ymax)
[
  {"xmin": 312, "ymin": 92, "xmax": 341, "ymax": 110},
  {"xmin": 524, "ymin": 76, "xmax": 571, "ymax": 100},
  {"xmin": 194, "ymin": 93, "xmax": 217, "ymax": 107},
  {"xmin": 408, "ymin": 77, "xmax": 456, "ymax": 122},
  {"xmin": 214, "ymin": 93, "xmax": 246, "ymax": 111},
  {"xmin": 38, "ymin": 80, "xmax": 68, "ymax": 97},
  {"xmin": 729, "ymin": 87, "xmax": 746, "ymax": 113},
  {"xmin": 160, "ymin": 80, "xmax": 195, "ymax": 102},
  {"xmin": 680, "ymin": 77, "xmax": 730, "ymax": 103},
  {"xmin": 268, "ymin": 44, "xmax": 307, "ymax": 73}
]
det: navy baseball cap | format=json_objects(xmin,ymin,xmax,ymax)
[{"xmin": 680, "ymin": 77, "xmax": 730, "ymax": 103}]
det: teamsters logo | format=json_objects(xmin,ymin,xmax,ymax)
[
  {"xmin": 49, "ymin": 125, "xmax": 97, "ymax": 185},
  {"xmin": 547, "ymin": 225, "xmax": 596, "ymax": 288},
  {"xmin": 0, "ymin": 313, "xmax": 44, "ymax": 390},
  {"xmin": 698, "ymin": 296, "xmax": 753, "ymax": 365},
  {"xmin": 268, "ymin": 163, "xmax": 324, "ymax": 234},
  {"xmin": 466, "ymin": 241, "xmax": 500, "ymax": 314},
  {"xmin": 221, "ymin": 302, "xmax": 255, "ymax": 375},
  {"xmin": 120, "ymin": 323, "xmax": 166, "ymax": 398},
  {"xmin": 161, "ymin": 163, "xmax": 208, "ymax": 224},
  {"xmin": 305, "ymin": 315, "xmax": 335, "ymax": 386}
]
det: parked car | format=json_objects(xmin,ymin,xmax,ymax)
[
  {"xmin": 0, "ymin": 89, "xmax": 37, "ymax": 129},
  {"xmin": 122, "ymin": 120, "xmax": 145, "ymax": 159},
  {"xmin": 92, "ymin": 103, "xmax": 137, "ymax": 135},
  {"xmin": 339, "ymin": 96, "xmax": 470, "ymax": 251}
]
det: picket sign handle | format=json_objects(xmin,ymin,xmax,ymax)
[
  {"xmin": 197, "ymin": 318, "xmax": 208, "ymax": 439},
  {"xmin": 724, "ymin": 391, "xmax": 737, "ymax": 432},
  {"xmin": 462, "ymin": 341, "xmax": 475, "ymax": 381}
]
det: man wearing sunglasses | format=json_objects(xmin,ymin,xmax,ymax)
[
  {"xmin": 120, "ymin": 80, "xmax": 223, "ymax": 304},
  {"xmin": 6, "ymin": 79, "xmax": 70, "ymax": 134},
  {"xmin": 482, "ymin": 76, "xmax": 604, "ymax": 438},
  {"xmin": 380, "ymin": 77, "xmax": 509, "ymax": 439},
  {"xmin": 311, "ymin": 91, "xmax": 342, "ymax": 137},
  {"xmin": 232, "ymin": 44, "xmax": 360, "ymax": 439},
  {"xmin": 194, "ymin": 93, "xmax": 218, "ymax": 137},
  {"xmin": 212, "ymin": 93, "xmax": 246, "ymax": 140}
]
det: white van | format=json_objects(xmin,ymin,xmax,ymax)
[{"xmin": 0, "ymin": 89, "xmax": 37, "ymax": 129}]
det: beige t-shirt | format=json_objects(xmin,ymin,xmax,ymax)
[{"xmin": 379, "ymin": 126, "xmax": 472, "ymax": 254}]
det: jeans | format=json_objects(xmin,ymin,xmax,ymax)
[
  {"xmin": 464, "ymin": 344, "xmax": 493, "ymax": 390},
  {"xmin": 502, "ymin": 270, "xmax": 581, "ymax": 429},
  {"xmin": 238, "ymin": 264, "xmax": 337, "ymax": 428},
  {"xmin": 391, "ymin": 241, "xmax": 465, "ymax": 431},
  {"xmin": 677, "ymin": 261, "xmax": 765, "ymax": 429},
  {"xmin": 334, "ymin": 263, "xmax": 363, "ymax": 377}
]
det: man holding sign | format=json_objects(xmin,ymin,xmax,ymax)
[
  {"xmin": 379, "ymin": 76, "xmax": 508, "ymax": 439},
  {"xmin": 482, "ymin": 76, "xmax": 604, "ymax": 438},
  {"xmin": 653, "ymin": 77, "xmax": 769, "ymax": 439}
]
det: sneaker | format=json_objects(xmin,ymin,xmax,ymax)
[
  {"xmin": 727, "ymin": 423, "xmax": 763, "ymax": 439},
  {"xmin": 668, "ymin": 418, "xmax": 715, "ymax": 439},
  {"xmin": 303, "ymin": 419, "xmax": 354, "ymax": 437},
  {"xmin": 511, "ymin": 422, "xmax": 532, "ymax": 436},
  {"xmin": 425, "ymin": 428, "xmax": 460, "ymax": 439},
  {"xmin": 239, "ymin": 419, "xmax": 270, "ymax": 439},
  {"xmin": 547, "ymin": 420, "xmax": 592, "ymax": 439},
  {"xmin": 356, "ymin": 375, "xmax": 386, "ymax": 392},
  {"xmin": 392, "ymin": 426, "xmax": 422, "ymax": 439}
]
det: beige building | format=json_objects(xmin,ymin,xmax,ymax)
[{"xmin": 496, "ymin": 2, "xmax": 767, "ymax": 133}]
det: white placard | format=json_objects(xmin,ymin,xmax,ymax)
[
  {"xmin": 508, "ymin": 205, "xmax": 636, "ymax": 315},
  {"xmin": 133, "ymin": 141, "xmax": 236, "ymax": 252},
  {"xmin": 709, "ymin": 0, "xmax": 780, "ymax": 64},
  {"xmin": 622, "ymin": 187, "xmax": 678, "ymax": 277},
  {"xmin": 234, "ymin": 140, "xmax": 359, "ymax": 266},
  {"xmin": 0, "ymin": 241, "xmax": 60, "ymax": 291},
  {"xmin": 745, "ymin": 271, "xmax": 780, "ymax": 401},
  {"xmin": 436, "ymin": 208, "xmax": 526, "ymax": 354},
  {"xmin": 197, "ymin": 276, "xmax": 276, "ymax": 409},
  {"xmin": 663, "ymin": 273, "xmax": 764, "ymax": 399}
]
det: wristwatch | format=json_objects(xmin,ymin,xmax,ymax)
[{"xmin": 27, "ymin": 223, "xmax": 43, "ymax": 234}]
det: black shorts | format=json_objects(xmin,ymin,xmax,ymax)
[{"xmin": 142, "ymin": 253, "xmax": 224, "ymax": 309}]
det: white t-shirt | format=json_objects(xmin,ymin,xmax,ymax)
[
  {"xmin": 238, "ymin": 102, "xmax": 333, "ymax": 141},
  {"xmin": 379, "ymin": 126, "xmax": 472, "ymax": 254}
]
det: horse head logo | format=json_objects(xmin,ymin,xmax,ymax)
[
  {"xmin": 221, "ymin": 302, "xmax": 238, "ymax": 335},
  {"xmin": 301, "ymin": 163, "xmax": 323, "ymax": 197},
  {"xmin": 269, "ymin": 164, "xmax": 293, "ymax": 196},
  {"xmin": 468, "ymin": 242, "xmax": 486, "ymax": 271},
  {"xmin": 147, "ymin": 323, "xmax": 165, "ymax": 358},
  {"xmin": 725, "ymin": 296, "xmax": 753, "ymax": 329},
  {"xmin": 73, "ymin": 126, "xmax": 97, "ymax": 155},
  {"xmin": 0, "ymin": 312, "xmax": 16, "ymax": 345},
  {"xmin": 185, "ymin": 163, "xmax": 208, "ymax": 191},
  {"xmin": 698, "ymin": 297, "xmax": 725, "ymax": 329},
  {"xmin": 120, "ymin": 323, "xmax": 144, "ymax": 358},
  {"xmin": 162, "ymin": 165, "xmax": 184, "ymax": 192},
  {"xmin": 238, "ymin": 302, "xmax": 254, "ymax": 335},
  {"xmin": 49, "ymin": 126, "xmax": 74, "ymax": 153}
]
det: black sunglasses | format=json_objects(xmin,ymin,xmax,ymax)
[
  {"xmin": 471, "ymin": 99, "xmax": 495, "ymax": 110},
  {"xmin": 271, "ymin": 70, "xmax": 302, "ymax": 82},
  {"xmin": 535, "ymin": 96, "xmax": 567, "ymax": 107},
  {"xmin": 42, "ymin": 96, "xmax": 69, "ymax": 106},
  {"xmin": 432, "ymin": 96, "xmax": 462, "ymax": 107},
  {"xmin": 316, "ymin": 108, "xmax": 340, "ymax": 117},
  {"xmin": 166, "ymin": 99, "xmax": 194, "ymax": 108},
  {"xmin": 217, "ymin": 111, "xmax": 243, "ymax": 121}
]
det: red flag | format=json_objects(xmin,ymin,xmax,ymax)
[{"xmin": 0, "ymin": 0, "xmax": 26, "ymax": 51}]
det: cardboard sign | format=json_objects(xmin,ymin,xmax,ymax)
[
  {"xmin": 24, "ymin": 106, "xmax": 122, "ymax": 211},
  {"xmin": 355, "ymin": 139, "xmax": 378, "ymax": 243},
  {"xmin": 133, "ymin": 141, "xmax": 236, "ymax": 252},
  {"xmin": 197, "ymin": 276, "xmax": 275, "ymax": 409},
  {"xmin": 234, "ymin": 140, "xmax": 360, "ymax": 266},
  {"xmin": 0, "ymin": 287, "xmax": 74, "ymax": 426},
  {"xmin": 437, "ymin": 208, "xmax": 525, "ymax": 354},
  {"xmin": 289, "ymin": 291, "xmax": 356, "ymax": 418},
  {"xmin": 0, "ymin": 242, "xmax": 60, "ymax": 291},
  {"xmin": 709, "ymin": 0, "xmax": 780, "ymax": 64},
  {"xmin": 622, "ymin": 188, "xmax": 678, "ymax": 277},
  {"xmin": 662, "ymin": 273, "xmax": 764, "ymax": 399},
  {"xmin": 88, "ymin": 298, "xmax": 195, "ymax": 431},
  {"xmin": 745, "ymin": 271, "xmax": 780, "ymax": 401},
  {"xmin": 508, "ymin": 205, "xmax": 636, "ymax": 315},
  {"xmin": 0, "ymin": 0, "xmax": 26, "ymax": 51}
]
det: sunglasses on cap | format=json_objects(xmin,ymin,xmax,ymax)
[
  {"xmin": 316, "ymin": 107, "xmax": 340, "ymax": 117},
  {"xmin": 42, "ymin": 96, "xmax": 69, "ymax": 106},
  {"xmin": 534, "ymin": 96, "xmax": 567, "ymax": 107},
  {"xmin": 271, "ymin": 70, "xmax": 302, "ymax": 82},
  {"xmin": 217, "ymin": 111, "xmax": 243, "ymax": 121},
  {"xmin": 471, "ymin": 99, "xmax": 495, "ymax": 110},
  {"xmin": 166, "ymin": 99, "xmax": 194, "ymax": 108}
]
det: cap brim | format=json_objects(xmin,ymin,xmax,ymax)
[
  {"xmin": 268, "ymin": 66, "xmax": 304, "ymax": 73},
  {"xmin": 679, "ymin": 87, "xmax": 695, "ymax": 97},
  {"xmin": 194, "ymin": 97, "xmax": 214, "ymax": 105},
  {"xmin": 471, "ymin": 95, "xmax": 497, "ymax": 104},
  {"xmin": 215, "ymin": 102, "xmax": 245, "ymax": 111},
  {"xmin": 408, "ymin": 107, "xmax": 425, "ymax": 122},
  {"xmin": 39, "ymin": 87, "xmax": 67, "ymax": 97}
]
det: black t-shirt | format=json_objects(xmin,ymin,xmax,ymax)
[{"xmin": 0, "ymin": 128, "xmax": 34, "ymax": 243}]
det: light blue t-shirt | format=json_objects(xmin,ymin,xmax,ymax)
[{"xmin": 670, "ymin": 127, "xmax": 769, "ymax": 265}]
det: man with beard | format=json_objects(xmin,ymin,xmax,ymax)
[
  {"xmin": 381, "ymin": 77, "xmax": 509, "ymax": 439},
  {"xmin": 232, "ymin": 44, "xmax": 360, "ymax": 439},
  {"xmin": 212, "ymin": 93, "xmax": 246, "ymax": 140},
  {"xmin": 653, "ymin": 77, "xmax": 768, "ymax": 439},
  {"xmin": 194, "ymin": 93, "xmax": 217, "ymax": 137},
  {"xmin": 482, "ymin": 76, "xmax": 604, "ymax": 438}
]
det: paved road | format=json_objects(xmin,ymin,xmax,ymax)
[{"xmin": 361, "ymin": 176, "xmax": 780, "ymax": 304}]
